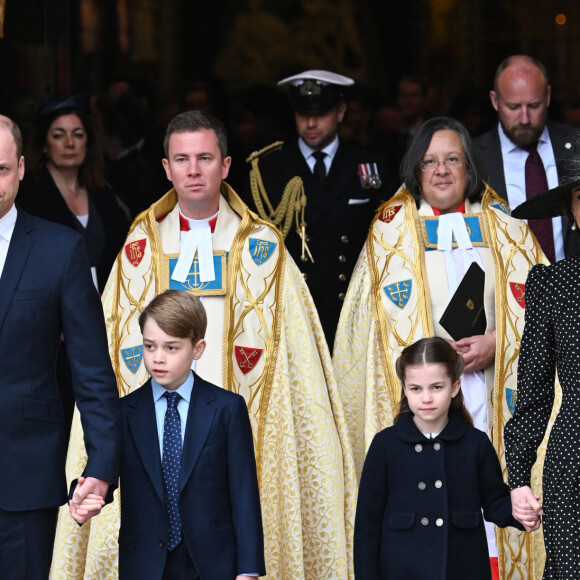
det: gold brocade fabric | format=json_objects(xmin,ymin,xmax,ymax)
[
  {"xmin": 333, "ymin": 185, "xmax": 559, "ymax": 580},
  {"xmin": 51, "ymin": 184, "xmax": 357, "ymax": 579}
]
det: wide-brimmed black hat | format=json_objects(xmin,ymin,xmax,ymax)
[
  {"xmin": 512, "ymin": 162, "xmax": 580, "ymax": 219},
  {"xmin": 278, "ymin": 70, "xmax": 354, "ymax": 115}
]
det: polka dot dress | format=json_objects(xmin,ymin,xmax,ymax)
[{"xmin": 505, "ymin": 257, "xmax": 580, "ymax": 579}]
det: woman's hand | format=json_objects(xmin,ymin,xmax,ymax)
[
  {"xmin": 450, "ymin": 331, "xmax": 496, "ymax": 372},
  {"xmin": 510, "ymin": 486, "xmax": 543, "ymax": 532}
]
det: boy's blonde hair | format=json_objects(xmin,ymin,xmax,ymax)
[{"xmin": 138, "ymin": 290, "xmax": 207, "ymax": 344}]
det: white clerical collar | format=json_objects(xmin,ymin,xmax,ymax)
[
  {"xmin": 171, "ymin": 210, "xmax": 219, "ymax": 284},
  {"xmin": 437, "ymin": 212, "xmax": 472, "ymax": 251}
]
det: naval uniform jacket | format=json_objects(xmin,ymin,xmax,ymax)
[
  {"xmin": 243, "ymin": 139, "xmax": 393, "ymax": 348},
  {"xmin": 354, "ymin": 413, "xmax": 522, "ymax": 580},
  {"xmin": 473, "ymin": 121, "xmax": 580, "ymax": 258}
]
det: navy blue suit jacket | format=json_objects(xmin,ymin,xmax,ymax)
[
  {"xmin": 118, "ymin": 374, "xmax": 265, "ymax": 580},
  {"xmin": 0, "ymin": 207, "xmax": 120, "ymax": 511}
]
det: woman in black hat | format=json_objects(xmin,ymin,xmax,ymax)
[
  {"xmin": 18, "ymin": 94, "xmax": 128, "ymax": 292},
  {"xmin": 17, "ymin": 95, "xmax": 128, "ymax": 439},
  {"xmin": 505, "ymin": 172, "xmax": 580, "ymax": 578}
]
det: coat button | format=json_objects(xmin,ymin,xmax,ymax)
[
  {"xmin": 341, "ymin": 235, "xmax": 349, "ymax": 243},
  {"xmin": 159, "ymin": 540, "xmax": 166, "ymax": 548},
  {"xmin": 415, "ymin": 444, "xmax": 423, "ymax": 452},
  {"xmin": 338, "ymin": 292, "xmax": 345, "ymax": 300},
  {"xmin": 436, "ymin": 518, "xmax": 444, "ymax": 527},
  {"xmin": 421, "ymin": 517, "xmax": 429, "ymax": 526},
  {"xmin": 433, "ymin": 442, "xmax": 441, "ymax": 451},
  {"xmin": 338, "ymin": 254, "xmax": 347, "ymax": 262},
  {"xmin": 435, "ymin": 480, "xmax": 442, "ymax": 488},
  {"xmin": 339, "ymin": 273, "xmax": 347, "ymax": 281},
  {"xmin": 418, "ymin": 482, "xmax": 426, "ymax": 490}
]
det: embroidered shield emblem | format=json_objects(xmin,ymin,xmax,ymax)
[
  {"xmin": 378, "ymin": 204, "xmax": 402, "ymax": 224},
  {"xmin": 234, "ymin": 346, "xmax": 263, "ymax": 375},
  {"xmin": 506, "ymin": 387, "xmax": 517, "ymax": 415},
  {"xmin": 509, "ymin": 282, "xmax": 526, "ymax": 308},
  {"xmin": 249, "ymin": 238, "xmax": 277, "ymax": 266},
  {"xmin": 125, "ymin": 239, "xmax": 147, "ymax": 267},
  {"xmin": 384, "ymin": 280, "xmax": 412, "ymax": 309},
  {"xmin": 491, "ymin": 202, "xmax": 512, "ymax": 216},
  {"xmin": 168, "ymin": 253, "xmax": 226, "ymax": 295},
  {"xmin": 122, "ymin": 345, "xmax": 143, "ymax": 374}
]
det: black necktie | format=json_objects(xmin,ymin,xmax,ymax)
[
  {"xmin": 312, "ymin": 151, "xmax": 327, "ymax": 182},
  {"xmin": 524, "ymin": 143, "xmax": 555, "ymax": 262},
  {"xmin": 162, "ymin": 391, "xmax": 182, "ymax": 550}
]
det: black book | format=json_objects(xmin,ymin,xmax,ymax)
[{"xmin": 439, "ymin": 262, "xmax": 487, "ymax": 341}]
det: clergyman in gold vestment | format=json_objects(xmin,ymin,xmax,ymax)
[
  {"xmin": 51, "ymin": 111, "xmax": 357, "ymax": 579},
  {"xmin": 334, "ymin": 117, "xmax": 558, "ymax": 580}
]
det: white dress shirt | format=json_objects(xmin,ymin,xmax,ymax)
[
  {"xmin": 152, "ymin": 371, "xmax": 194, "ymax": 458},
  {"xmin": 0, "ymin": 204, "xmax": 17, "ymax": 279},
  {"xmin": 498, "ymin": 123, "xmax": 564, "ymax": 261},
  {"xmin": 298, "ymin": 135, "xmax": 339, "ymax": 175}
]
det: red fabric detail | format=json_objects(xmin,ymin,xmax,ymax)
[
  {"xmin": 490, "ymin": 557, "xmax": 499, "ymax": 580},
  {"xmin": 509, "ymin": 281, "xmax": 526, "ymax": 308},
  {"xmin": 234, "ymin": 346, "xmax": 263, "ymax": 375},
  {"xmin": 124, "ymin": 239, "xmax": 147, "ymax": 267},
  {"xmin": 179, "ymin": 214, "xmax": 218, "ymax": 233},
  {"xmin": 378, "ymin": 204, "xmax": 402, "ymax": 224},
  {"xmin": 432, "ymin": 201, "xmax": 466, "ymax": 216},
  {"xmin": 179, "ymin": 213, "xmax": 189, "ymax": 231}
]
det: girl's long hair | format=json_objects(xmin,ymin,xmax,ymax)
[{"xmin": 393, "ymin": 337, "xmax": 473, "ymax": 426}]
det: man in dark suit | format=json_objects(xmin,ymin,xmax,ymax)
[
  {"xmin": 115, "ymin": 290, "xmax": 264, "ymax": 579},
  {"xmin": 474, "ymin": 55, "xmax": 580, "ymax": 259},
  {"xmin": 244, "ymin": 70, "xmax": 394, "ymax": 349},
  {"xmin": 0, "ymin": 114, "xmax": 120, "ymax": 579}
]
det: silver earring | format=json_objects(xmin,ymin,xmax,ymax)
[{"xmin": 572, "ymin": 216, "xmax": 577, "ymax": 231}]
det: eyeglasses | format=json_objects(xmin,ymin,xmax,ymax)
[{"xmin": 419, "ymin": 155, "xmax": 465, "ymax": 172}]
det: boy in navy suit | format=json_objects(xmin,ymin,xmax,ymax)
[{"xmin": 79, "ymin": 289, "xmax": 265, "ymax": 579}]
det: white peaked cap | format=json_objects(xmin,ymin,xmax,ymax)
[{"xmin": 278, "ymin": 70, "xmax": 355, "ymax": 87}]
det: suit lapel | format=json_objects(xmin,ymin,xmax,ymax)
[
  {"xmin": 126, "ymin": 382, "xmax": 165, "ymax": 504},
  {"xmin": 484, "ymin": 128, "xmax": 508, "ymax": 200},
  {"xmin": 0, "ymin": 209, "xmax": 35, "ymax": 333},
  {"xmin": 179, "ymin": 376, "xmax": 216, "ymax": 493}
]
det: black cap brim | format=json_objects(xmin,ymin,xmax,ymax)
[{"xmin": 511, "ymin": 181, "xmax": 580, "ymax": 219}]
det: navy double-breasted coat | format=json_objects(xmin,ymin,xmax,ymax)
[{"xmin": 354, "ymin": 413, "xmax": 522, "ymax": 580}]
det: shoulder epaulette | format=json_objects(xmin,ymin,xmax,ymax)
[{"xmin": 245, "ymin": 141, "xmax": 284, "ymax": 164}]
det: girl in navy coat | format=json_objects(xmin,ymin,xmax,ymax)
[{"xmin": 354, "ymin": 337, "xmax": 537, "ymax": 580}]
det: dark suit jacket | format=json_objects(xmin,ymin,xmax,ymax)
[
  {"xmin": 17, "ymin": 168, "xmax": 129, "ymax": 292},
  {"xmin": 0, "ymin": 208, "xmax": 120, "ymax": 511},
  {"xmin": 118, "ymin": 375, "xmax": 265, "ymax": 580},
  {"xmin": 243, "ymin": 139, "xmax": 395, "ymax": 348},
  {"xmin": 474, "ymin": 121, "xmax": 580, "ymax": 257}
]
